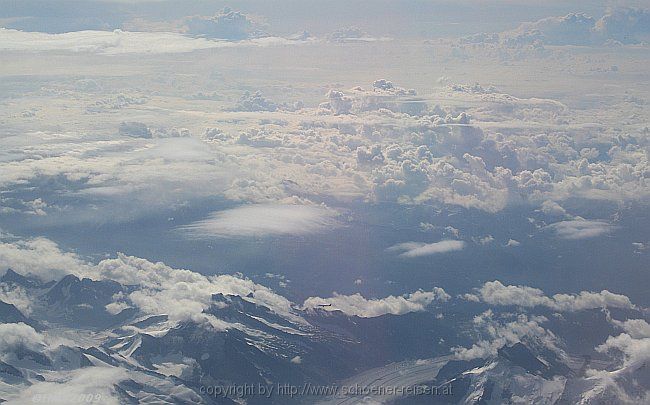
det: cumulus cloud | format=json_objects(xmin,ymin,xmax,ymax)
[
  {"xmin": 387, "ymin": 240, "xmax": 465, "ymax": 258},
  {"xmin": 596, "ymin": 333, "xmax": 650, "ymax": 369},
  {"xmin": 587, "ymin": 315, "xmax": 650, "ymax": 403},
  {"xmin": 0, "ymin": 235, "xmax": 304, "ymax": 330},
  {"xmin": 539, "ymin": 200, "xmax": 567, "ymax": 217},
  {"xmin": 0, "ymin": 284, "xmax": 35, "ymax": 315},
  {"xmin": 185, "ymin": 8, "xmax": 261, "ymax": 40},
  {"xmin": 608, "ymin": 315, "xmax": 650, "ymax": 339},
  {"xmin": 0, "ymin": 237, "xmax": 91, "ymax": 282},
  {"xmin": 322, "ymin": 90, "xmax": 354, "ymax": 115},
  {"xmin": 178, "ymin": 204, "xmax": 340, "ymax": 238},
  {"xmin": 547, "ymin": 219, "xmax": 613, "ymax": 240},
  {"xmin": 593, "ymin": 7, "xmax": 650, "ymax": 44},
  {"xmin": 95, "ymin": 252, "xmax": 304, "ymax": 328},
  {"xmin": 505, "ymin": 13, "xmax": 596, "ymax": 46},
  {"xmin": 2, "ymin": 73, "xmax": 647, "ymax": 219},
  {"xmin": 505, "ymin": 239, "xmax": 521, "ymax": 247},
  {"xmin": 472, "ymin": 280, "xmax": 635, "ymax": 312},
  {"xmin": 452, "ymin": 311, "xmax": 558, "ymax": 360},
  {"xmin": 0, "ymin": 322, "xmax": 46, "ymax": 356},
  {"xmin": 302, "ymin": 288, "xmax": 450, "ymax": 318},
  {"xmin": 465, "ymin": 8, "xmax": 650, "ymax": 47}
]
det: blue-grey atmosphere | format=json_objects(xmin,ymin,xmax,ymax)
[{"xmin": 0, "ymin": 1, "xmax": 649, "ymax": 404}]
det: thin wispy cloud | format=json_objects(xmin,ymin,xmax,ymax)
[
  {"xmin": 387, "ymin": 240, "xmax": 465, "ymax": 258},
  {"xmin": 547, "ymin": 219, "xmax": 613, "ymax": 240},
  {"xmin": 178, "ymin": 204, "xmax": 340, "ymax": 238}
]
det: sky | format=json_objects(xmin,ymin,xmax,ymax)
[{"xmin": 0, "ymin": 1, "xmax": 649, "ymax": 403}]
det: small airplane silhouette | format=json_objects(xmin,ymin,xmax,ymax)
[{"xmin": 317, "ymin": 303, "xmax": 332, "ymax": 307}]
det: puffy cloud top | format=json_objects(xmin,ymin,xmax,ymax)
[
  {"xmin": 185, "ymin": 8, "xmax": 261, "ymax": 40},
  {"xmin": 302, "ymin": 288, "xmax": 450, "ymax": 318},
  {"xmin": 473, "ymin": 280, "xmax": 635, "ymax": 312},
  {"xmin": 466, "ymin": 7, "xmax": 650, "ymax": 47}
]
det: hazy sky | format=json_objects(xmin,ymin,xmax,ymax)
[{"xmin": 0, "ymin": 2, "xmax": 648, "ymax": 403}]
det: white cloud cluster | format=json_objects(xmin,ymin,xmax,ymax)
[
  {"xmin": 233, "ymin": 91, "xmax": 279, "ymax": 112},
  {"xmin": 593, "ymin": 7, "xmax": 650, "ymax": 44},
  {"xmin": 0, "ymin": 237, "xmax": 90, "ymax": 282},
  {"xmin": 302, "ymin": 288, "xmax": 450, "ymax": 318},
  {"xmin": 2, "ymin": 70, "xmax": 648, "ymax": 220},
  {"xmin": 387, "ymin": 240, "xmax": 465, "ymax": 258},
  {"xmin": 581, "ymin": 315, "xmax": 649, "ymax": 401},
  {"xmin": 609, "ymin": 316, "xmax": 650, "ymax": 340},
  {"xmin": 589, "ymin": 320, "xmax": 650, "ymax": 403},
  {"xmin": 462, "ymin": 8, "xmax": 650, "ymax": 47},
  {"xmin": 452, "ymin": 310, "xmax": 558, "ymax": 360},
  {"xmin": 0, "ymin": 235, "xmax": 304, "ymax": 329},
  {"xmin": 95, "ymin": 253, "xmax": 305, "ymax": 328},
  {"xmin": 597, "ymin": 332, "xmax": 650, "ymax": 367},
  {"xmin": 0, "ymin": 322, "xmax": 46, "ymax": 357},
  {"xmin": 178, "ymin": 204, "xmax": 340, "ymax": 238},
  {"xmin": 469, "ymin": 280, "xmax": 636, "ymax": 312},
  {"xmin": 0, "ymin": 283, "xmax": 35, "ymax": 315},
  {"xmin": 185, "ymin": 8, "xmax": 261, "ymax": 40}
]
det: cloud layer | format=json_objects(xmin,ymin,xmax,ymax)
[{"xmin": 0, "ymin": 28, "xmax": 301, "ymax": 55}]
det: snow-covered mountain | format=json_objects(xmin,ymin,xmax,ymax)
[{"xmin": 0, "ymin": 266, "xmax": 647, "ymax": 404}]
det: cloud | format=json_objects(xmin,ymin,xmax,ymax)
[
  {"xmin": 506, "ymin": 13, "xmax": 596, "ymax": 46},
  {"xmin": 0, "ymin": 284, "xmax": 35, "ymax": 316},
  {"xmin": 184, "ymin": 8, "xmax": 262, "ymax": 40},
  {"xmin": 387, "ymin": 240, "xmax": 465, "ymax": 258},
  {"xmin": 0, "ymin": 237, "xmax": 91, "ymax": 282},
  {"xmin": 327, "ymin": 27, "xmax": 387, "ymax": 43},
  {"xmin": 0, "ymin": 323, "xmax": 46, "ymax": 356},
  {"xmin": 452, "ymin": 311, "xmax": 557, "ymax": 360},
  {"xmin": 302, "ymin": 288, "xmax": 450, "ymax": 318},
  {"xmin": 547, "ymin": 219, "xmax": 613, "ymax": 240},
  {"xmin": 322, "ymin": 90, "xmax": 354, "ymax": 115},
  {"xmin": 505, "ymin": 239, "xmax": 521, "ymax": 247},
  {"xmin": 0, "ymin": 235, "xmax": 304, "ymax": 330},
  {"xmin": 465, "ymin": 8, "xmax": 650, "ymax": 47},
  {"xmin": 5, "ymin": 367, "xmax": 127, "ymax": 405},
  {"xmin": 0, "ymin": 28, "xmax": 300, "ymax": 55},
  {"xmin": 596, "ymin": 333, "xmax": 650, "ymax": 369},
  {"xmin": 95, "ymin": 252, "xmax": 305, "ymax": 328},
  {"xmin": 178, "ymin": 204, "xmax": 340, "ymax": 238},
  {"xmin": 539, "ymin": 200, "xmax": 567, "ymax": 217},
  {"xmin": 118, "ymin": 122, "xmax": 152, "ymax": 138},
  {"xmin": 608, "ymin": 316, "xmax": 650, "ymax": 339},
  {"xmin": 472, "ymin": 280, "xmax": 636, "ymax": 312},
  {"xmin": 2, "ymin": 73, "xmax": 648, "ymax": 220},
  {"xmin": 588, "ymin": 315, "xmax": 650, "ymax": 403},
  {"xmin": 233, "ymin": 91, "xmax": 279, "ymax": 112},
  {"xmin": 593, "ymin": 7, "xmax": 650, "ymax": 44}
]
